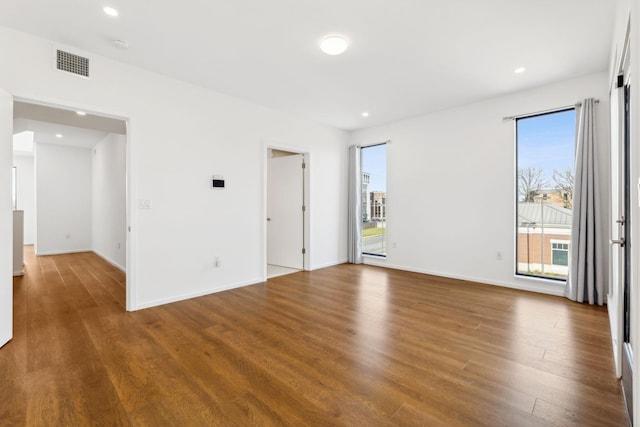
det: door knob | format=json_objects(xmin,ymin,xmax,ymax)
[{"xmin": 616, "ymin": 216, "xmax": 625, "ymax": 225}]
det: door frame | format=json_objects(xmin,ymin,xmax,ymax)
[
  {"xmin": 0, "ymin": 89, "xmax": 13, "ymax": 348},
  {"xmin": 8, "ymin": 93, "xmax": 136, "ymax": 311},
  {"xmin": 262, "ymin": 141, "xmax": 310, "ymax": 280}
]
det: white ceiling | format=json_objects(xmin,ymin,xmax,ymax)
[
  {"xmin": 0, "ymin": 0, "xmax": 619, "ymax": 130},
  {"xmin": 14, "ymin": 118, "xmax": 108, "ymax": 154},
  {"xmin": 11, "ymin": 101, "xmax": 126, "ymax": 155},
  {"xmin": 14, "ymin": 102, "xmax": 126, "ymax": 135}
]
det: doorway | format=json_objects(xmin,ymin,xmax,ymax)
[
  {"xmin": 266, "ymin": 147, "xmax": 309, "ymax": 279},
  {"xmin": 11, "ymin": 99, "xmax": 130, "ymax": 299}
]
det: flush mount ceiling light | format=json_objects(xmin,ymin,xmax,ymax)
[
  {"xmin": 514, "ymin": 67, "xmax": 526, "ymax": 74},
  {"xmin": 362, "ymin": 112, "xmax": 369, "ymax": 117},
  {"xmin": 103, "ymin": 6, "xmax": 119, "ymax": 17},
  {"xmin": 320, "ymin": 35, "xmax": 348, "ymax": 55},
  {"xmin": 55, "ymin": 134, "xmax": 63, "ymax": 138}
]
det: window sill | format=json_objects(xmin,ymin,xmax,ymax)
[
  {"xmin": 363, "ymin": 253, "xmax": 387, "ymax": 259},
  {"xmin": 515, "ymin": 273, "xmax": 567, "ymax": 286}
]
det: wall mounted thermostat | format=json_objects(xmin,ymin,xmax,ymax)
[{"xmin": 211, "ymin": 175, "xmax": 225, "ymax": 189}]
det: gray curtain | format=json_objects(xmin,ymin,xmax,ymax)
[
  {"xmin": 566, "ymin": 98, "xmax": 607, "ymax": 305},
  {"xmin": 348, "ymin": 145, "xmax": 363, "ymax": 264}
]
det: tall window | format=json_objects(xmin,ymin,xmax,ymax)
[
  {"xmin": 361, "ymin": 143, "xmax": 387, "ymax": 256},
  {"xmin": 516, "ymin": 109, "xmax": 576, "ymax": 281}
]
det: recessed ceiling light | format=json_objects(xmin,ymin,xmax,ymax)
[
  {"xmin": 514, "ymin": 67, "xmax": 526, "ymax": 74},
  {"xmin": 76, "ymin": 111, "xmax": 86, "ymax": 116},
  {"xmin": 320, "ymin": 35, "xmax": 348, "ymax": 55},
  {"xmin": 103, "ymin": 6, "xmax": 119, "ymax": 17},
  {"xmin": 55, "ymin": 134, "xmax": 63, "ymax": 138},
  {"xmin": 362, "ymin": 112, "xmax": 369, "ymax": 117}
]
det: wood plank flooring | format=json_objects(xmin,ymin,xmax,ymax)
[{"xmin": 0, "ymin": 247, "xmax": 628, "ymax": 426}]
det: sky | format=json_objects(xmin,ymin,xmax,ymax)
[
  {"xmin": 517, "ymin": 108, "xmax": 576, "ymax": 185},
  {"xmin": 362, "ymin": 143, "xmax": 387, "ymax": 192}
]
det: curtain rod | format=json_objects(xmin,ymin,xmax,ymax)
[
  {"xmin": 502, "ymin": 99, "xmax": 599, "ymax": 121},
  {"xmin": 355, "ymin": 140, "xmax": 391, "ymax": 148}
]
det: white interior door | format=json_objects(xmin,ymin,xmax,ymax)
[
  {"xmin": 267, "ymin": 154, "xmax": 304, "ymax": 270},
  {"xmin": 610, "ymin": 44, "xmax": 632, "ymax": 422},
  {"xmin": 611, "ymin": 77, "xmax": 623, "ymax": 376},
  {"xmin": 620, "ymin": 79, "xmax": 633, "ymax": 423},
  {"xmin": 0, "ymin": 89, "xmax": 14, "ymax": 348}
]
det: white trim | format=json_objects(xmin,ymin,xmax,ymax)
[
  {"xmin": 364, "ymin": 258, "xmax": 566, "ymax": 297},
  {"xmin": 261, "ymin": 139, "xmax": 311, "ymax": 282},
  {"xmin": 11, "ymin": 93, "xmax": 135, "ymax": 312},
  {"xmin": 363, "ymin": 254, "xmax": 387, "ymax": 260},
  {"xmin": 93, "ymin": 249, "xmax": 126, "ymax": 272},
  {"xmin": 513, "ymin": 272, "xmax": 567, "ymax": 287},
  {"xmin": 12, "ymin": 95, "xmax": 129, "ymax": 122},
  {"xmin": 608, "ymin": 290, "xmax": 622, "ymax": 378},
  {"xmin": 35, "ymin": 248, "xmax": 92, "ymax": 256},
  {"xmin": 310, "ymin": 259, "xmax": 348, "ymax": 271},
  {"xmin": 124, "ymin": 119, "xmax": 135, "ymax": 311},
  {"xmin": 134, "ymin": 278, "xmax": 264, "ymax": 310}
]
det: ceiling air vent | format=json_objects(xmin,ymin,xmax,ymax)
[{"xmin": 56, "ymin": 49, "xmax": 90, "ymax": 78}]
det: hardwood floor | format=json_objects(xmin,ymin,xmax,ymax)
[{"xmin": 0, "ymin": 247, "xmax": 628, "ymax": 426}]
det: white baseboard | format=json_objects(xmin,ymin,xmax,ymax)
[
  {"xmin": 310, "ymin": 259, "xmax": 348, "ymax": 271},
  {"xmin": 134, "ymin": 278, "xmax": 264, "ymax": 311},
  {"xmin": 92, "ymin": 250, "xmax": 126, "ymax": 272},
  {"xmin": 36, "ymin": 248, "xmax": 92, "ymax": 256},
  {"xmin": 363, "ymin": 258, "xmax": 566, "ymax": 297}
]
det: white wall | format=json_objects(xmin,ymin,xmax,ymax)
[
  {"xmin": 35, "ymin": 143, "xmax": 92, "ymax": 255},
  {"xmin": 92, "ymin": 133, "xmax": 126, "ymax": 270},
  {"xmin": 350, "ymin": 72, "xmax": 610, "ymax": 295},
  {"xmin": 0, "ymin": 26, "xmax": 349, "ymax": 309},
  {"xmin": 13, "ymin": 154, "xmax": 35, "ymax": 244}
]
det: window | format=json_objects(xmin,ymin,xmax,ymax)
[
  {"xmin": 516, "ymin": 109, "xmax": 575, "ymax": 280},
  {"xmin": 361, "ymin": 143, "xmax": 387, "ymax": 256},
  {"xmin": 551, "ymin": 241, "xmax": 569, "ymax": 266}
]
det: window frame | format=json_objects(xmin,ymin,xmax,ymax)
[
  {"xmin": 551, "ymin": 240, "xmax": 570, "ymax": 267},
  {"xmin": 515, "ymin": 107, "xmax": 575, "ymax": 283},
  {"xmin": 361, "ymin": 142, "xmax": 387, "ymax": 258}
]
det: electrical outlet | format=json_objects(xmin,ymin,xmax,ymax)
[{"xmin": 214, "ymin": 256, "xmax": 221, "ymax": 268}]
